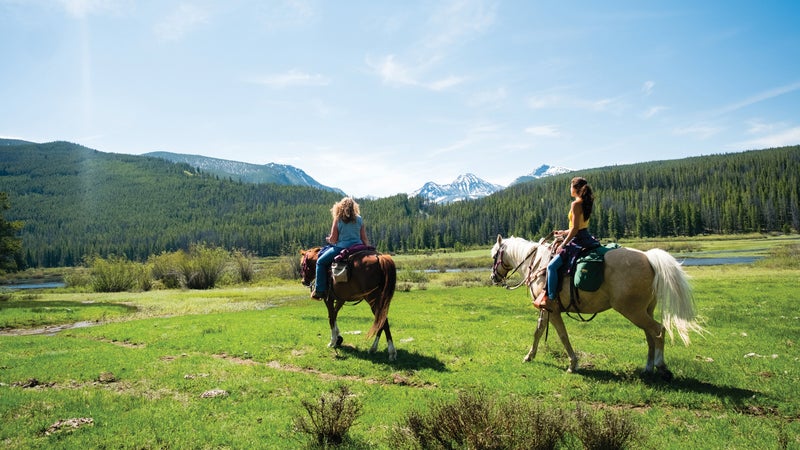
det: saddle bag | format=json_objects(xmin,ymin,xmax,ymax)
[
  {"xmin": 573, "ymin": 243, "xmax": 620, "ymax": 292},
  {"xmin": 331, "ymin": 261, "xmax": 349, "ymax": 283}
]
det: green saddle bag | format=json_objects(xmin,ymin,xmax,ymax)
[{"xmin": 574, "ymin": 243, "xmax": 620, "ymax": 292}]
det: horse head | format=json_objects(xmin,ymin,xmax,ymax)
[
  {"xmin": 490, "ymin": 234, "xmax": 514, "ymax": 285},
  {"xmin": 299, "ymin": 247, "xmax": 321, "ymax": 287}
]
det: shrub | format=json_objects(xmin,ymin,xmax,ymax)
[
  {"xmin": 149, "ymin": 251, "xmax": 183, "ymax": 289},
  {"xmin": 90, "ymin": 255, "xmax": 149, "ymax": 293},
  {"xmin": 575, "ymin": 404, "xmax": 641, "ymax": 450},
  {"xmin": 394, "ymin": 391, "xmax": 642, "ymax": 450},
  {"xmin": 232, "ymin": 249, "xmax": 255, "ymax": 282},
  {"xmin": 294, "ymin": 385, "xmax": 362, "ymax": 447},
  {"xmin": 178, "ymin": 244, "xmax": 229, "ymax": 289}
]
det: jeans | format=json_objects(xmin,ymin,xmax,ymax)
[
  {"xmin": 546, "ymin": 253, "xmax": 564, "ymax": 299},
  {"xmin": 315, "ymin": 246, "xmax": 342, "ymax": 293}
]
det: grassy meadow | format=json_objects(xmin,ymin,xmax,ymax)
[{"xmin": 1, "ymin": 235, "xmax": 799, "ymax": 449}]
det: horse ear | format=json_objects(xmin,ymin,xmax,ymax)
[{"xmin": 496, "ymin": 234, "xmax": 503, "ymax": 245}]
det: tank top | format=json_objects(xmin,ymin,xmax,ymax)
[
  {"xmin": 568, "ymin": 209, "xmax": 590, "ymax": 230},
  {"xmin": 335, "ymin": 216, "xmax": 363, "ymax": 248}
]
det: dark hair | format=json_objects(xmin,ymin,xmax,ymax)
[{"xmin": 571, "ymin": 177, "xmax": 594, "ymax": 219}]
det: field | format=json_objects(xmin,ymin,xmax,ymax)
[{"xmin": 1, "ymin": 235, "xmax": 799, "ymax": 449}]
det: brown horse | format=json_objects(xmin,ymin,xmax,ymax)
[
  {"xmin": 300, "ymin": 247, "xmax": 397, "ymax": 361},
  {"xmin": 491, "ymin": 234, "xmax": 704, "ymax": 380}
]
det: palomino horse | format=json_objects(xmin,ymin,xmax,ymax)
[
  {"xmin": 491, "ymin": 235, "xmax": 704, "ymax": 380},
  {"xmin": 300, "ymin": 247, "xmax": 397, "ymax": 361}
]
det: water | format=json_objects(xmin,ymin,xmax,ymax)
[
  {"xmin": 680, "ymin": 256, "xmax": 761, "ymax": 266},
  {"xmin": 1, "ymin": 281, "xmax": 66, "ymax": 290}
]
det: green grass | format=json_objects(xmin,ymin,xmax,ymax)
[{"xmin": 1, "ymin": 236, "xmax": 799, "ymax": 449}]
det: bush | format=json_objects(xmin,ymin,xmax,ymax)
[
  {"xmin": 394, "ymin": 391, "xmax": 642, "ymax": 450},
  {"xmin": 90, "ymin": 255, "xmax": 149, "ymax": 293},
  {"xmin": 149, "ymin": 251, "xmax": 183, "ymax": 289},
  {"xmin": 232, "ymin": 249, "xmax": 255, "ymax": 283},
  {"xmin": 178, "ymin": 244, "xmax": 229, "ymax": 289},
  {"xmin": 294, "ymin": 385, "xmax": 362, "ymax": 447}
]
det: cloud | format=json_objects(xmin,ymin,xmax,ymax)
[
  {"xmin": 366, "ymin": 55, "xmax": 464, "ymax": 91},
  {"xmin": 642, "ymin": 80, "xmax": 655, "ymax": 96},
  {"xmin": 715, "ymin": 80, "xmax": 800, "ymax": 115},
  {"xmin": 642, "ymin": 106, "xmax": 667, "ymax": 119},
  {"xmin": 673, "ymin": 124, "xmax": 723, "ymax": 140},
  {"xmin": 525, "ymin": 125, "xmax": 561, "ymax": 138},
  {"xmin": 250, "ymin": 70, "xmax": 331, "ymax": 88},
  {"xmin": 735, "ymin": 126, "xmax": 800, "ymax": 149},
  {"xmin": 154, "ymin": 3, "xmax": 210, "ymax": 41},
  {"xmin": 527, "ymin": 92, "xmax": 622, "ymax": 113}
]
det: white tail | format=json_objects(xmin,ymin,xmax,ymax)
[{"xmin": 646, "ymin": 248, "xmax": 705, "ymax": 345}]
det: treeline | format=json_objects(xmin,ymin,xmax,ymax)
[{"xmin": 1, "ymin": 140, "xmax": 798, "ymax": 267}]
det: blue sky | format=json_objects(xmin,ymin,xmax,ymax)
[{"xmin": 2, "ymin": 1, "xmax": 799, "ymax": 198}]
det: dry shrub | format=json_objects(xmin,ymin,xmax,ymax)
[{"xmin": 294, "ymin": 384, "xmax": 362, "ymax": 447}]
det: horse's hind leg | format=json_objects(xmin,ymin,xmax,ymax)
[
  {"xmin": 524, "ymin": 310, "xmax": 549, "ymax": 362},
  {"xmin": 370, "ymin": 320, "xmax": 396, "ymax": 361},
  {"xmin": 623, "ymin": 308, "xmax": 672, "ymax": 380}
]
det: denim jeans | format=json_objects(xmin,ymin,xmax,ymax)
[
  {"xmin": 315, "ymin": 246, "xmax": 342, "ymax": 293},
  {"xmin": 546, "ymin": 253, "xmax": 564, "ymax": 299}
]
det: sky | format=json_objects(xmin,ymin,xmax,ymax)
[{"xmin": 2, "ymin": 1, "xmax": 799, "ymax": 198}]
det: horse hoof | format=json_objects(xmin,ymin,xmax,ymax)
[
  {"xmin": 659, "ymin": 369, "xmax": 674, "ymax": 382},
  {"xmin": 336, "ymin": 335, "xmax": 344, "ymax": 346}
]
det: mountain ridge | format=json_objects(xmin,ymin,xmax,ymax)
[{"xmin": 144, "ymin": 151, "xmax": 344, "ymax": 194}]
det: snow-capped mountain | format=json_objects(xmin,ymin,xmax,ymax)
[
  {"xmin": 509, "ymin": 164, "xmax": 573, "ymax": 186},
  {"xmin": 411, "ymin": 173, "xmax": 504, "ymax": 204},
  {"xmin": 144, "ymin": 151, "xmax": 344, "ymax": 194}
]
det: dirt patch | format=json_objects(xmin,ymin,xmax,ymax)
[{"xmin": 44, "ymin": 417, "xmax": 94, "ymax": 436}]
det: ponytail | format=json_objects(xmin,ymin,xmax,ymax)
[{"xmin": 571, "ymin": 177, "xmax": 594, "ymax": 219}]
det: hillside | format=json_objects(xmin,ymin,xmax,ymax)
[
  {"xmin": 145, "ymin": 151, "xmax": 344, "ymax": 194},
  {"xmin": 1, "ymin": 140, "xmax": 798, "ymax": 267}
]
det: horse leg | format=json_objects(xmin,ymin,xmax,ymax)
[
  {"xmin": 325, "ymin": 299, "xmax": 343, "ymax": 348},
  {"xmin": 548, "ymin": 312, "xmax": 579, "ymax": 373},
  {"xmin": 524, "ymin": 310, "xmax": 549, "ymax": 362},
  {"xmin": 622, "ymin": 309, "xmax": 672, "ymax": 380},
  {"xmin": 369, "ymin": 319, "xmax": 396, "ymax": 361}
]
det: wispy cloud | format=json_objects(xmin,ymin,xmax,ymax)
[
  {"xmin": 527, "ymin": 92, "xmax": 623, "ymax": 113},
  {"xmin": 642, "ymin": 80, "xmax": 655, "ymax": 96},
  {"xmin": 714, "ymin": 80, "xmax": 800, "ymax": 115},
  {"xmin": 525, "ymin": 125, "xmax": 561, "ymax": 138},
  {"xmin": 154, "ymin": 3, "xmax": 210, "ymax": 41},
  {"xmin": 367, "ymin": 0, "xmax": 496, "ymax": 91},
  {"xmin": 642, "ymin": 106, "xmax": 667, "ymax": 119},
  {"xmin": 249, "ymin": 70, "xmax": 330, "ymax": 88},
  {"xmin": 673, "ymin": 124, "xmax": 723, "ymax": 140},
  {"xmin": 735, "ymin": 125, "xmax": 800, "ymax": 149}
]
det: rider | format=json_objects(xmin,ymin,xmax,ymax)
[
  {"xmin": 535, "ymin": 177, "xmax": 600, "ymax": 310},
  {"xmin": 311, "ymin": 197, "xmax": 369, "ymax": 300}
]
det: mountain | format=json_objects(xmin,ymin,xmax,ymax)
[
  {"xmin": 411, "ymin": 166, "xmax": 570, "ymax": 204},
  {"xmin": 509, "ymin": 164, "xmax": 573, "ymax": 186},
  {"xmin": 411, "ymin": 173, "xmax": 504, "ymax": 204},
  {"xmin": 144, "ymin": 151, "xmax": 344, "ymax": 194}
]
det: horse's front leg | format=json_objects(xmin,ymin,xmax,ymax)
[
  {"xmin": 325, "ymin": 299, "xmax": 343, "ymax": 348},
  {"xmin": 548, "ymin": 312, "xmax": 578, "ymax": 373},
  {"xmin": 524, "ymin": 310, "xmax": 549, "ymax": 362}
]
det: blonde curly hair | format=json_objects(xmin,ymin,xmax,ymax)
[{"xmin": 331, "ymin": 197, "xmax": 360, "ymax": 223}]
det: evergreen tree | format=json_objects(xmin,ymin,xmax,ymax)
[{"xmin": 0, "ymin": 192, "xmax": 23, "ymax": 272}]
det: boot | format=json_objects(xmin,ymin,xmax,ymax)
[
  {"xmin": 310, "ymin": 288, "xmax": 326, "ymax": 300},
  {"xmin": 533, "ymin": 291, "xmax": 550, "ymax": 310}
]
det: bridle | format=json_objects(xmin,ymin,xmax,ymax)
[{"xmin": 491, "ymin": 234, "xmax": 557, "ymax": 291}]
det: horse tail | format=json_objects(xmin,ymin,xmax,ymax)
[
  {"xmin": 645, "ymin": 248, "xmax": 705, "ymax": 345},
  {"xmin": 367, "ymin": 254, "xmax": 396, "ymax": 338}
]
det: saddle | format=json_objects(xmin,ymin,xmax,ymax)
[{"xmin": 330, "ymin": 244, "xmax": 377, "ymax": 283}]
